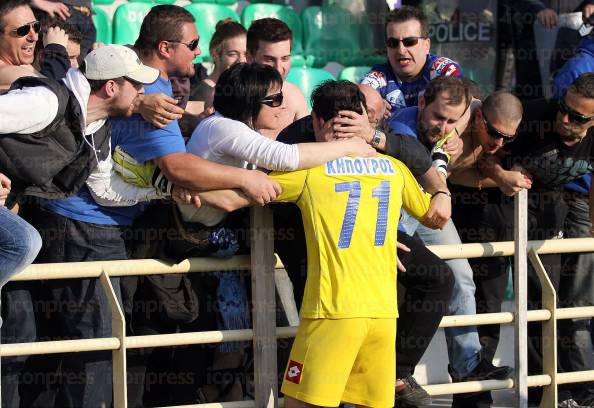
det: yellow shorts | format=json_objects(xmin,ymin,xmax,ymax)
[{"xmin": 281, "ymin": 318, "xmax": 396, "ymax": 408}]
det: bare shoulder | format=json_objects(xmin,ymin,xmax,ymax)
[{"xmin": 282, "ymin": 81, "xmax": 309, "ymax": 119}]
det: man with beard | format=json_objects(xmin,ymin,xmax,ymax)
[
  {"xmin": 388, "ymin": 76, "xmax": 514, "ymax": 397},
  {"xmin": 0, "ymin": 43, "xmax": 159, "ymax": 408}
]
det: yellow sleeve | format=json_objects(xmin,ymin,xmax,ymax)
[
  {"xmin": 269, "ymin": 170, "xmax": 308, "ymax": 203},
  {"xmin": 398, "ymin": 162, "xmax": 431, "ymax": 220}
]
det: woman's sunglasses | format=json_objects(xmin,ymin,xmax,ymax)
[
  {"xmin": 260, "ymin": 92, "xmax": 283, "ymax": 108},
  {"xmin": 386, "ymin": 36, "xmax": 426, "ymax": 48},
  {"xmin": 12, "ymin": 21, "xmax": 40, "ymax": 37},
  {"xmin": 559, "ymin": 98, "xmax": 594, "ymax": 125},
  {"xmin": 165, "ymin": 39, "xmax": 200, "ymax": 52},
  {"xmin": 483, "ymin": 117, "xmax": 515, "ymax": 144}
]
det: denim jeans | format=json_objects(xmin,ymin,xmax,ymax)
[
  {"xmin": 0, "ymin": 207, "xmax": 42, "ymax": 404},
  {"xmin": 400, "ymin": 212, "xmax": 482, "ymax": 377},
  {"xmin": 0, "ymin": 206, "xmax": 41, "ymax": 289},
  {"xmin": 14, "ymin": 206, "xmax": 127, "ymax": 408}
]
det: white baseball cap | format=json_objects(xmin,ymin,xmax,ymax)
[{"xmin": 83, "ymin": 44, "xmax": 159, "ymax": 84}]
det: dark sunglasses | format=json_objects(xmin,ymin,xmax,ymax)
[
  {"xmin": 260, "ymin": 92, "xmax": 283, "ymax": 107},
  {"xmin": 559, "ymin": 98, "xmax": 594, "ymax": 125},
  {"xmin": 12, "ymin": 21, "xmax": 40, "ymax": 37},
  {"xmin": 166, "ymin": 39, "xmax": 200, "ymax": 51},
  {"xmin": 483, "ymin": 117, "xmax": 515, "ymax": 144},
  {"xmin": 386, "ymin": 36, "xmax": 426, "ymax": 48}
]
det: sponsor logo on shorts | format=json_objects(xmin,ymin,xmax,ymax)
[{"xmin": 285, "ymin": 360, "xmax": 303, "ymax": 384}]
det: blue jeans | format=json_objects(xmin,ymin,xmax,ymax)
[
  {"xmin": 0, "ymin": 206, "xmax": 41, "ymax": 289},
  {"xmin": 400, "ymin": 212, "xmax": 482, "ymax": 377}
]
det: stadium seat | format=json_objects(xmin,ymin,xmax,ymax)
[
  {"xmin": 190, "ymin": 0, "xmax": 216, "ymax": 3},
  {"xmin": 301, "ymin": 5, "xmax": 367, "ymax": 67},
  {"xmin": 92, "ymin": 0, "xmax": 115, "ymax": 5},
  {"xmin": 128, "ymin": 0, "xmax": 153, "ymax": 3},
  {"xmin": 113, "ymin": 3, "xmax": 152, "ymax": 45},
  {"xmin": 156, "ymin": 0, "xmax": 177, "ymax": 4},
  {"xmin": 241, "ymin": 4, "xmax": 303, "ymax": 55},
  {"xmin": 92, "ymin": 7, "xmax": 112, "ymax": 44},
  {"xmin": 184, "ymin": 4, "xmax": 240, "ymax": 62},
  {"xmin": 216, "ymin": 0, "xmax": 237, "ymax": 4},
  {"xmin": 338, "ymin": 66, "xmax": 371, "ymax": 84},
  {"xmin": 286, "ymin": 67, "xmax": 335, "ymax": 110}
]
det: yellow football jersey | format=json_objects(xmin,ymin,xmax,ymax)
[{"xmin": 270, "ymin": 154, "xmax": 431, "ymax": 319}]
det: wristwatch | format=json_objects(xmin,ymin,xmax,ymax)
[{"xmin": 370, "ymin": 129, "xmax": 383, "ymax": 148}]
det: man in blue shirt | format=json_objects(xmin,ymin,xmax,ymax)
[
  {"xmin": 388, "ymin": 77, "xmax": 514, "ymax": 399},
  {"xmin": 360, "ymin": 6, "xmax": 463, "ymax": 113}
]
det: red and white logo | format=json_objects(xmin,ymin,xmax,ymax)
[{"xmin": 285, "ymin": 360, "xmax": 303, "ymax": 384}]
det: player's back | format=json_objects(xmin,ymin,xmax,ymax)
[{"xmin": 271, "ymin": 154, "xmax": 430, "ymax": 320}]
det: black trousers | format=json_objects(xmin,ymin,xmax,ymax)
[
  {"xmin": 396, "ymin": 232, "xmax": 454, "ymax": 378},
  {"xmin": 15, "ymin": 205, "xmax": 128, "ymax": 408}
]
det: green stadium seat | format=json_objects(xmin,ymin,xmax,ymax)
[
  {"xmin": 184, "ymin": 4, "xmax": 240, "ymax": 62},
  {"xmin": 302, "ymin": 5, "xmax": 367, "ymax": 67},
  {"xmin": 92, "ymin": 7, "xmax": 112, "ymax": 44},
  {"xmin": 286, "ymin": 67, "xmax": 335, "ymax": 110},
  {"xmin": 113, "ymin": 3, "xmax": 152, "ymax": 45},
  {"xmin": 128, "ymin": 0, "xmax": 153, "ymax": 3},
  {"xmin": 92, "ymin": 0, "xmax": 115, "ymax": 5},
  {"xmin": 155, "ymin": 0, "xmax": 176, "ymax": 4},
  {"xmin": 338, "ymin": 66, "xmax": 371, "ymax": 84},
  {"xmin": 216, "ymin": 0, "xmax": 237, "ymax": 4},
  {"xmin": 190, "ymin": 0, "xmax": 216, "ymax": 3},
  {"xmin": 242, "ymin": 4, "xmax": 303, "ymax": 55}
]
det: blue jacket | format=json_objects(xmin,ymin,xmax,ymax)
[{"xmin": 553, "ymin": 37, "xmax": 594, "ymax": 194}]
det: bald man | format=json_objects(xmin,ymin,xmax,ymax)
[{"xmin": 446, "ymin": 91, "xmax": 526, "ymax": 407}]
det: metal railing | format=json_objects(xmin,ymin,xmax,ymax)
[{"xmin": 2, "ymin": 191, "xmax": 594, "ymax": 407}]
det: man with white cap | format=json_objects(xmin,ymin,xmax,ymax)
[{"xmin": 0, "ymin": 43, "xmax": 162, "ymax": 408}]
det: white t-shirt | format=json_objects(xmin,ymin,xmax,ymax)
[{"xmin": 180, "ymin": 113, "xmax": 300, "ymax": 225}]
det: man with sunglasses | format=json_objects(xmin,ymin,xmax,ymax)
[
  {"xmin": 551, "ymin": 34, "xmax": 594, "ymax": 408},
  {"xmin": 360, "ymin": 6, "xmax": 463, "ymax": 115},
  {"xmin": 479, "ymin": 73, "xmax": 594, "ymax": 407}
]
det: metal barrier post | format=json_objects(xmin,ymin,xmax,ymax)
[
  {"xmin": 514, "ymin": 189, "xmax": 528, "ymax": 408},
  {"xmin": 99, "ymin": 270, "xmax": 127, "ymax": 408},
  {"xmin": 250, "ymin": 207, "xmax": 278, "ymax": 408},
  {"xmin": 529, "ymin": 250, "xmax": 558, "ymax": 407}
]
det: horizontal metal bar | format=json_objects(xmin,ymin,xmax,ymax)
[
  {"xmin": 11, "ymin": 238, "xmax": 594, "ymax": 282},
  {"xmin": 0, "ymin": 338, "xmax": 120, "ymax": 357}
]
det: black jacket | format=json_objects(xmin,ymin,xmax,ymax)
[{"xmin": 0, "ymin": 76, "xmax": 110, "ymax": 199}]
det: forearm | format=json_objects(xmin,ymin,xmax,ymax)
[
  {"xmin": 87, "ymin": 159, "xmax": 162, "ymax": 207},
  {"xmin": 383, "ymin": 133, "xmax": 432, "ymax": 178},
  {"xmin": 198, "ymin": 189, "xmax": 252, "ymax": 212},
  {"xmin": 418, "ymin": 167, "xmax": 449, "ymax": 195},
  {"xmin": 39, "ymin": 44, "xmax": 70, "ymax": 81},
  {"xmin": 296, "ymin": 142, "xmax": 352, "ymax": 169},
  {"xmin": 155, "ymin": 153, "xmax": 251, "ymax": 191}
]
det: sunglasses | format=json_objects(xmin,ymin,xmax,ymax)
[
  {"xmin": 483, "ymin": 117, "xmax": 515, "ymax": 144},
  {"xmin": 386, "ymin": 36, "xmax": 426, "ymax": 48},
  {"xmin": 260, "ymin": 92, "xmax": 283, "ymax": 107},
  {"xmin": 12, "ymin": 21, "xmax": 40, "ymax": 37},
  {"xmin": 166, "ymin": 39, "xmax": 200, "ymax": 52},
  {"xmin": 559, "ymin": 98, "xmax": 594, "ymax": 124}
]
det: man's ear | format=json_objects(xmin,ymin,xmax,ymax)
[
  {"xmin": 157, "ymin": 40, "xmax": 172, "ymax": 58},
  {"xmin": 103, "ymin": 79, "xmax": 118, "ymax": 98}
]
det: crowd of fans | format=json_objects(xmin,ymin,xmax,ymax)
[{"xmin": 0, "ymin": 0, "xmax": 594, "ymax": 408}]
